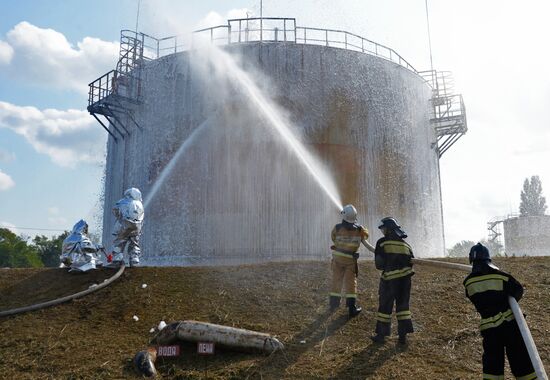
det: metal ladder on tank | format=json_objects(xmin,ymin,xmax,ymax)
[
  {"xmin": 487, "ymin": 216, "xmax": 505, "ymax": 256},
  {"xmin": 87, "ymin": 31, "xmax": 143, "ymax": 142},
  {"xmin": 420, "ymin": 70, "xmax": 468, "ymax": 157}
]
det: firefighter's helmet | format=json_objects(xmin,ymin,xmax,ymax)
[
  {"xmin": 124, "ymin": 187, "xmax": 142, "ymax": 202},
  {"xmin": 378, "ymin": 217, "xmax": 407, "ymax": 238},
  {"xmin": 341, "ymin": 204, "xmax": 358, "ymax": 223},
  {"xmin": 469, "ymin": 243, "xmax": 491, "ymax": 263},
  {"xmin": 378, "ymin": 217, "xmax": 401, "ymax": 230}
]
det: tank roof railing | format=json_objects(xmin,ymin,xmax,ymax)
[
  {"xmin": 119, "ymin": 17, "xmax": 420, "ymax": 75},
  {"xmin": 294, "ymin": 26, "xmax": 418, "ymax": 73}
]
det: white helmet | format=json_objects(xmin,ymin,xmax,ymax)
[
  {"xmin": 341, "ymin": 204, "xmax": 358, "ymax": 223},
  {"xmin": 124, "ymin": 187, "xmax": 142, "ymax": 201}
]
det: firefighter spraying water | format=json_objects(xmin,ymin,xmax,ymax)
[
  {"xmin": 329, "ymin": 204, "xmax": 375, "ymax": 318},
  {"xmin": 110, "ymin": 187, "xmax": 145, "ymax": 267}
]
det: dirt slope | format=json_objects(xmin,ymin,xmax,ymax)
[{"xmin": 0, "ymin": 257, "xmax": 548, "ymax": 379}]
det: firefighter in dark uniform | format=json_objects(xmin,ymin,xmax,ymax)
[
  {"xmin": 330, "ymin": 204, "xmax": 375, "ymax": 318},
  {"xmin": 464, "ymin": 243, "xmax": 537, "ymax": 380},
  {"xmin": 371, "ymin": 217, "xmax": 414, "ymax": 344}
]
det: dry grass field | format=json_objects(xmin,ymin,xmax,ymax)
[{"xmin": 0, "ymin": 256, "xmax": 548, "ymax": 379}]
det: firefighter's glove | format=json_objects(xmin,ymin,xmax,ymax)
[{"xmin": 352, "ymin": 252, "xmax": 359, "ymax": 260}]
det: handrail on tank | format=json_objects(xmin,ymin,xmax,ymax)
[
  {"xmin": 295, "ymin": 26, "xmax": 418, "ymax": 73},
  {"xmin": 88, "ymin": 70, "xmax": 117, "ymax": 106},
  {"xmin": 115, "ymin": 17, "xmax": 420, "ymax": 75}
]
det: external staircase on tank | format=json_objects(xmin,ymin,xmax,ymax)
[
  {"xmin": 87, "ymin": 31, "xmax": 145, "ymax": 142},
  {"xmin": 487, "ymin": 216, "xmax": 505, "ymax": 255},
  {"xmin": 420, "ymin": 70, "xmax": 468, "ymax": 157}
]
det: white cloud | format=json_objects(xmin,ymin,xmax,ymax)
[
  {"xmin": 0, "ymin": 101, "xmax": 106, "ymax": 167},
  {"xmin": 0, "ymin": 170, "xmax": 15, "ymax": 190},
  {"xmin": 0, "ymin": 149, "xmax": 15, "ymax": 163},
  {"xmin": 2, "ymin": 22, "xmax": 118, "ymax": 94},
  {"xmin": 195, "ymin": 8, "xmax": 251, "ymax": 30},
  {"xmin": 0, "ymin": 40, "xmax": 14, "ymax": 64},
  {"xmin": 441, "ymin": 116, "xmax": 550, "ymax": 247}
]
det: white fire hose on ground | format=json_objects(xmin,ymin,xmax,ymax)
[{"xmin": 413, "ymin": 258, "xmax": 548, "ymax": 380}]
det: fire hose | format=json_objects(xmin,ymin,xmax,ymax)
[
  {"xmin": 413, "ymin": 258, "xmax": 548, "ymax": 380},
  {"xmin": 0, "ymin": 262, "xmax": 125, "ymax": 318}
]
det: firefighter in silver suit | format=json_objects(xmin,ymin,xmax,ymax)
[
  {"xmin": 111, "ymin": 187, "xmax": 144, "ymax": 266},
  {"xmin": 60, "ymin": 219, "xmax": 101, "ymax": 272}
]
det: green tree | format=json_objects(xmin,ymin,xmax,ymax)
[
  {"xmin": 520, "ymin": 176, "xmax": 547, "ymax": 216},
  {"xmin": 447, "ymin": 240, "xmax": 476, "ymax": 257},
  {"xmin": 0, "ymin": 228, "xmax": 43, "ymax": 268},
  {"xmin": 447, "ymin": 239, "xmax": 503, "ymax": 258},
  {"xmin": 32, "ymin": 232, "xmax": 69, "ymax": 267}
]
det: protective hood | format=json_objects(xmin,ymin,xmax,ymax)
[
  {"xmin": 60, "ymin": 219, "xmax": 100, "ymax": 271},
  {"xmin": 71, "ymin": 219, "xmax": 88, "ymax": 235},
  {"xmin": 124, "ymin": 188, "xmax": 142, "ymax": 202}
]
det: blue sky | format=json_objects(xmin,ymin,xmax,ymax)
[
  {"xmin": 0, "ymin": 0, "xmax": 132, "ymax": 236},
  {"xmin": 0, "ymin": 0, "xmax": 549, "ymax": 248},
  {"xmin": 0, "ymin": 0, "xmax": 249, "ymax": 237}
]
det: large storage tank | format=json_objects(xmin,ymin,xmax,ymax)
[
  {"xmin": 503, "ymin": 215, "xmax": 550, "ymax": 256},
  {"xmin": 90, "ymin": 18, "xmax": 466, "ymax": 265}
]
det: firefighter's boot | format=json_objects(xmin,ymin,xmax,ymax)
[
  {"xmin": 129, "ymin": 254, "xmax": 140, "ymax": 267},
  {"xmin": 329, "ymin": 296, "xmax": 341, "ymax": 312},
  {"xmin": 346, "ymin": 298, "xmax": 362, "ymax": 318},
  {"xmin": 398, "ymin": 334, "xmax": 407, "ymax": 345}
]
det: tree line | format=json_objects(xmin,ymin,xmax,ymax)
[{"xmin": 0, "ymin": 228, "xmax": 69, "ymax": 268}]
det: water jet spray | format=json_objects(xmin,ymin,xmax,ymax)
[
  {"xmin": 143, "ymin": 116, "xmax": 215, "ymax": 209},
  {"xmin": 195, "ymin": 43, "xmax": 343, "ymax": 211}
]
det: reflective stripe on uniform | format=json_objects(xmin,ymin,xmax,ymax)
[
  {"xmin": 464, "ymin": 274, "xmax": 509, "ymax": 287},
  {"xmin": 516, "ymin": 371, "xmax": 538, "ymax": 380},
  {"xmin": 334, "ymin": 236, "xmax": 362, "ymax": 252},
  {"xmin": 337, "ymin": 243, "xmax": 360, "ymax": 251},
  {"xmin": 332, "ymin": 251, "xmax": 355, "ymax": 259},
  {"xmin": 332, "ymin": 251, "xmax": 353, "ymax": 263},
  {"xmin": 345, "ymin": 293, "xmax": 357, "ymax": 298},
  {"xmin": 335, "ymin": 237, "xmax": 361, "ymax": 244},
  {"xmin": 382, "ymin": 267, "xmax": 414, "ymax": 280},
  {"xmin": 482, "ymin": 374, "xmax": 504, "ymax": 380},
  {"xmin": 376, "ymin": 312, "xmax": 391, "ymax": 323},
  {"xmin": 380, "ymin": 240, "xmax": 412, "ymax": 255},
  {"xmin": 396, "ymin": 310, "xmax": 412, "ymax": 320},
  {"xmin": 329, "ymin": 292, "xmax": 341, "ymax": 297},
  {"xmin": 479, "ymin": 309, "xmax": 514, "ymax": 331},
  {"xmin": 466, "ymin": 278, "xmax": 504, "ymax": 297}
]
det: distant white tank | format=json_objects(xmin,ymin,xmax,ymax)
[{"xmin": 503, "ymin": 215, "xmax": 550, "ymax": 256}]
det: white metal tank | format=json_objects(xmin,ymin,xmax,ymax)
[{"xmin": 92, "ymin": 18, "xmax": 464, "ymax": 265}]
